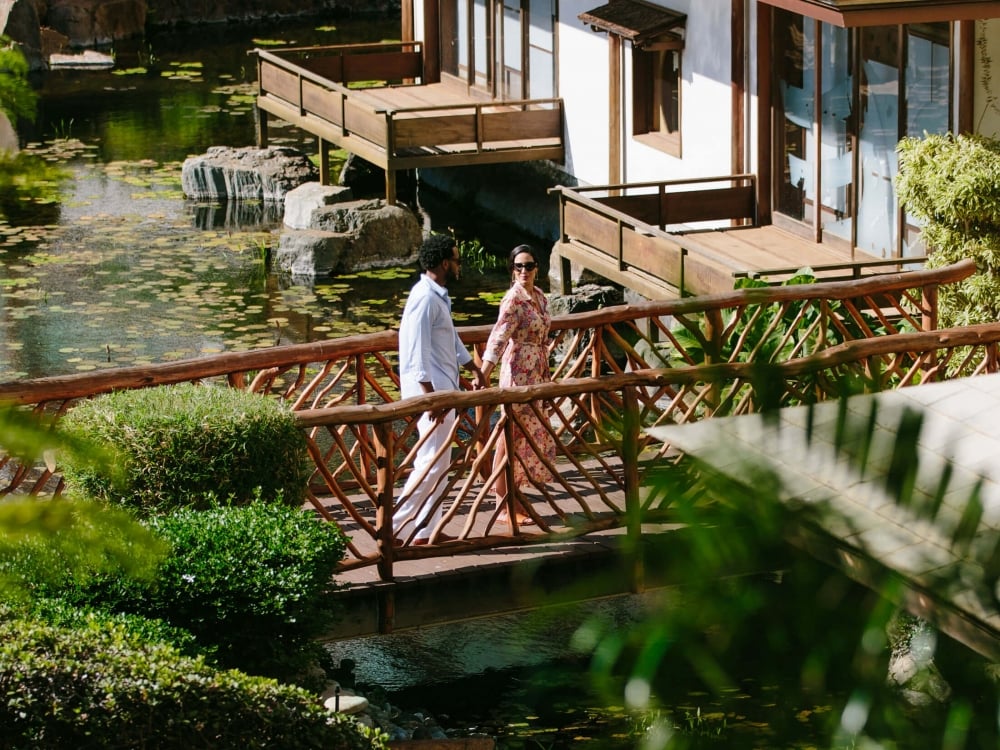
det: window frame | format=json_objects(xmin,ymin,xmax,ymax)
[{"xmin": 632, "ymin": 35, "xmax": 684, "ymax": 157}]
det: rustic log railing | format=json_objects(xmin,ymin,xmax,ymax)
[{"xmin": 0, "ymin": 260, "xmax": 980, "ymax": 578}]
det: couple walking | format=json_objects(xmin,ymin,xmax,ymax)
[{"xmin": 392, "ymin": 234, "xmax": 556, "ymax": 545}]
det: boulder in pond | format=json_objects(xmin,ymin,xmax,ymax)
[
  {"xmin": 283, "ymin": 182, "xmax": 354, "ymax": 230},
  {"xmin": 181, "ymin": 146, "xmax": 318, "ymax": 202},
  {"xmin": 275, "ymin": 198, "xmax": 422, "ymax": 279}
]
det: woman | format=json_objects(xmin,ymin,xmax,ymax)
[{"xmin": 481, "ymin": 244, "xmax": 557, "ymax": 529}]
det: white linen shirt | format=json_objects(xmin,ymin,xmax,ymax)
[{"xmin": 398, "ymin": 274, "xmax": 472, "ymax": 395}]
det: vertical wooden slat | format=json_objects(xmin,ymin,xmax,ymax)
[
  {"xmin": 374, "ymin": 422, "xmax": 396, "ymax": 587},
  {"xmin": 731, "ymin": 0, "xmax": 746, "ymax": 177},
  {"xmin": 756, "ymin": 2, "xmax": 773, "ymax": 222},
  {"xmin": 609, "ymin": 34, "xmax": 622, "ymax": 187},
  {"xmin": 319, "ymin": 139, "xmax": 331, "ymax": 186},
  {"xmin": 622, "ymin": 386, "xmax": 643, "ymax": 593}
]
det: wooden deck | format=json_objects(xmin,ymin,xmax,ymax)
[
  {"xmin": 252, "ymin": 43, "xmax": 564, "ymax": 202},
  {"xmin": 552, "ymin": 178, "xmax": 924, "ymax": 298}
]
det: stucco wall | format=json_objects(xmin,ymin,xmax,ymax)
[{"xmin": 975, "ymin": 18, "xmax": 1000, "ymax": 138}]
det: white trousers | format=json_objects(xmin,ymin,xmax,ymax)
[{"xmin": 392, "ymin": 407, "xmax": 456, "ymax": 541}]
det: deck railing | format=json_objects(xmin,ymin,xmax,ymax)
[
  {"xmin": 0, "ymin": 260, "xmax": 982, "ymax": 578},
  {"xmin": 253, "ymin": 44, "xmax": 563, "ymax": 166},
  {"xmin": 550, "ymin": 177, "xmax": 926, "ymax": 296}
]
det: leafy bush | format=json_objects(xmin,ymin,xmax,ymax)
[
  {"xmin": 896, "ymin": 132, "xmax": 1000, "ymax": 328},
  {"xmin": 41, "ymin": 500, "xmax": 347, "ymax": 684},
  {"xmin": 0, "ymin": 613, "xmax": 387, "ymax": 750},
  {"xmin": 0, "ymin": 496, "xmax": 165, "ymax": 603},
  {"xmin": 59, "ymin": 383, "xmax": 310, "ymax": 515}
]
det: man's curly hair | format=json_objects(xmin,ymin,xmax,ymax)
[{"xmin": 418, "ymin": 233, "xmax": 456, "ymax": 271}]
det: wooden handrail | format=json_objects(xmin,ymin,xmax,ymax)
[{"xmin": 0, "ymin": 260, "xmax": 974, "ymax": 405}]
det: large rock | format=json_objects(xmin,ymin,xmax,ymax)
[
  {"xmin": 274, "ymin": 229, "xmax": 351, "ymax": 279},
  {"xmin": 310, "ymin": 198, "xmax": 422, "ymax": 267},
  {"xmin": 283, "ymin": 182, "xmax": 354, "ymax": 230},
  {"xmin": 46, "ymin": 0, "xmax": 147, "ymax": 47},
  {"xmin": 275, "ymin": 198, "xmax": 422, "ymax": 279},
  {"xmin": 181, "ymin": 146, "xmax": 318, "ymax": 202}
]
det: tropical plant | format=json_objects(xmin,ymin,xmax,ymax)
[
  {"xmin": 575, "ymin": 371, "xmax": 1000, "ymax": 748},
  {"xmin": 896, "ymin": 132, "xmax": 1000, "ymax": 329}
]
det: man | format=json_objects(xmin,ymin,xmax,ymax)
[{"xmin": 393, "ymin": 234, "xmax": 486, "ymax": 545}]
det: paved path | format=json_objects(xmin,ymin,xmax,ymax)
[{"xmin": 649, "ymin": 373, "xmax": 1000, "ymax": 661}]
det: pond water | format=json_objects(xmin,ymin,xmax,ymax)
[{"xmin": 0, "ymin": 15, "xmax": 527, "ymax": 382}]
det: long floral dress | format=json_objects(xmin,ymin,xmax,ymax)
[{"xmin": 482, "ymin": 281, "xmax": 556, "ymax": 487}]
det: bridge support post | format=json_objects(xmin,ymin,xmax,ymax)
[
  {"xmin": 622, "ymin": 386, "xmax": 644, "ymax": 593},
  {"xmin": 256, "ymin": 108, "xmax": 269, "ymax": 148},
  {"xmin": 319, "ymin": 139, "xmax": 331, "ymax": 186},
  {"xmin": 374, "ymin": 423, "xmax": 396, "ymax": 587}
]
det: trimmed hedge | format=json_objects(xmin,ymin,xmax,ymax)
[
  {"xmin": 59, "ymin": 383, "xmax": 311, "ymax": 515},
  {"xmin": 28, "ymin": 501, "xmax": 347, "ymax": 684},
  {"xmin": 0, "ymin": 614, "xmax": 387, "ymax": 750}
]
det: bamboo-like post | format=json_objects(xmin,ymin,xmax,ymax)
[
  {"xmin": 622, "ymin": 386, "xmax": 643, "ymax": 593},
  {"xmin": 374, "ymin": 422, "xmax": 396, "ymax": 586},
  {"xmin": 704, "ymin": 308, "xmax": 723, "ymax": 409},
  {"xmin": 501, "ymin": 405, "xmax": 518, "ymax": 530}
]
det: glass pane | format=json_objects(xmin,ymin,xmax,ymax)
[
  {"xmin": 528, "ymin": 46, "xmax": 553, "ymax": 99},
  {"xmin": 819, "ymin": 25, "xmax": 852, "ymax": 242},
  {"xmin": 903, "ymin": 23, "xmax": 950, "ymax": 259},
  {"xmin": 500, "ymin": 3, "xmax": 521, "ymax": 97},
  {"xmin": 527, "ymin": 0, "xmax": 555, "ymax": 99},
  {"xmin": 856, "ymin": 26, "xmax": 899, "ymax": 258},
  {"xmin": 447, "ymin": 0, "xmax": 467, "ymax": 78},
  {"xmin": 473, "ymin": 0, "xmax": 488, "ymax": 87},
  {"xmin": 774, "ymin": 10, "xmax": 814, "ymax": 226}
]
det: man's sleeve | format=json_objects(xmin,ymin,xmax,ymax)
[{"xmin": 404, "ymin": 295, "xmax": 435, "ymax": 383}]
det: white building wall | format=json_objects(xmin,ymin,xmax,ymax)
[
  {"xmin": 623, "ymin": 0, "xmax": 734, "ymax": 183},
  {"xmin": 412, "ymin": 0, "xmax": 759, "ymax": 186},
  {"xmin": 558, "ymin": 0, "xmax": 613, "ymax": 184}
]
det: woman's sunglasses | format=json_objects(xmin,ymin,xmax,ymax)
[{"xmin": 513, "ymin": 262, "xmax": 537, "ymax": 272}]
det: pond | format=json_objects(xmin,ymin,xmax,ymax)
[
  {"xmin": 0, "ymin": 15, "xmax": 527, "ymax": 382},
  {"xmin": 328, "ymin": 549, "xmax": 1000, "ymax": 749}
]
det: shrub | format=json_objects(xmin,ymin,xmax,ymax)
[
  {"xmin": 59, "ymin": 383, "xmax": 310, "ymax": 515},
  {"xmin": 896, "ymin": 132, "xmax": 1000, "ymax": 328},
  {"xmin": 0, "ymin": 614, "xmax": 388, "ymax": 750},
  {"xmin": 41, "ymin": 500, "xmax": 347, "ymax": 684}
]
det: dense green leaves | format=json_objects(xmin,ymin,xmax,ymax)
[
  {"xmin": 897, "ymin": 132, "xmax": 1000, "ymax": 326},
  {"xmin": 60, "ymin": 383, "xmax": 311, "ymax": 514},
  {"xmin": 0, "ymin": 37, "xmax": 37, "ymax": 123},
  {"xmin": 0, "ymin": 613, "xmax": 387, "ymax": 750}
]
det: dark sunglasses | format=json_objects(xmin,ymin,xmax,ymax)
[{"xmin": 513, "ymin": 262, "xmax": 537, "ymax": 272}]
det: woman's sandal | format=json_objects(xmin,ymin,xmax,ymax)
[{"xmin": 496, "ymin": 510, "xmax": 536, "ymax": 526}]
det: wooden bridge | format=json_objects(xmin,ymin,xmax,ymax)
[{"xmin": 3, "ymin": 259, "xmax": 1000, "ymax": 650}]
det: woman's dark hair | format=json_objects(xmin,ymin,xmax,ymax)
[
  {"xmin": 419, "ymin": 233, "xmax": 456, "ymax": 271},
  {"xmin": 508, "ymin": 244, "xmax": 537, "ymax": 273}
]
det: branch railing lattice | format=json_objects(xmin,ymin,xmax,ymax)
[{"xmin": 0, "ymin": 259, "xmax": 989, "ymax": 578}]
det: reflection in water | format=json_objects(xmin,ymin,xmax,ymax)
[{"xmin": 0, "ymin": 17, "xmax": 532, "ymax": 381}]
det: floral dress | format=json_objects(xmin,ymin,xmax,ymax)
[{"xmin": 482, "ymin": 282, "xmax": 556, "ymax": 487}]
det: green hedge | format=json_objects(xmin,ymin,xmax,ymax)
[
  {"xmin": 24, "ymin": 501, "xmax": 347, "ymax": 684},
  {"xmin": 59, "ymin": 383, "xmax": 311, "ymax": 515},
  {"xmin": 0, "ymin": 614, "xmax": 387, "ymax": 750}
]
